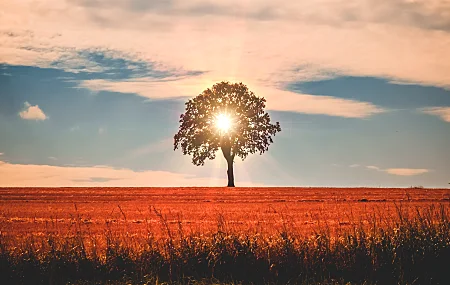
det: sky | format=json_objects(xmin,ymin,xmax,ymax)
[{"xmin": 0, "ymin": 0, "xmax": 449, "ymax": 188}]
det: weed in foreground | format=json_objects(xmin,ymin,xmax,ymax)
[{"xmin": 0, "ymin": 204, "xmax": 449, "ymax": 285}]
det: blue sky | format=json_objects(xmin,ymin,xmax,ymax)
[{"xmin": 0, "ymin": 0, "xmax": 449, "ymax": 187}]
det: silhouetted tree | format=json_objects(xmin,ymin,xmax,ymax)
[{"xmin": 174, "ymin": 82, "xmax": 281, "ymax": 187}]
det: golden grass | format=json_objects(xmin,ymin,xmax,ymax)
[{"xmin": 0, "ymin": 187, "xmax": 449, "ymax": 284}]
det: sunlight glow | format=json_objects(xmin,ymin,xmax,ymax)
[{"xmin": 215, "ymin": 113, "xmax": 232, "ymax": 133}]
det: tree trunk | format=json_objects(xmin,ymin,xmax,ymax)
[
  {"xmin": 221, "ymin": 145, "xmax": 235, "ymax": 187},
  {"xmin": 226, "ymin": 156, "xmax": 235, "ymax": 187}
]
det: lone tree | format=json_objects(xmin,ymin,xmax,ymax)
[{"xmin": 174, "ymin": 82, "xmax": 281, "ymax": 187}]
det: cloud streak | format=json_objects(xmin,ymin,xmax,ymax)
[
  {"xmin": 78, "ymin": 77, "xmax": 209, "ymax": 99},
  {"xmin": 1, "ymin": 0, "xmax": 450, "ymax": 94},
  {"xmin": 364, "ymin": 165, "xmax": 430, "ymax": 176},
  {"xmin": 262, "ymin": 88, "xmax": 385, "ymax": 118},
  {"xmin": 79, "ymin": 77, "xmax": 385, "ymax": 118},
  {"xmin": 385, "ymin": 168, "xmax": 430, "ymax": 176},
  {"xmin": 72, "ymin": 0, "xmax": 450, "ymax": 32},
  {"xmin": 0, "ymin": 160, "xmax": 261, "ymax": 187},
  {"xmin": 19, "ymin": 102, "xmax": 48, "ymax": 121},
  {"xmin": 421, "ymin": 107, "xmax": 450, "ymax": 122}
]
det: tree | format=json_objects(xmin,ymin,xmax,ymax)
[{"xmin": 174, "ymin": 82, "xmax": 281, "ymax": 187}]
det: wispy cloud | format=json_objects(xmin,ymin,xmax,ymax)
[
  {"xmin": 262, "ymin": 88, "xmax": 385, "ymax": 118},
  {"xmin": 366, "ymin": 165, "xmax": 380, "ymax": 171},
  {"xmin": 18, "ymin": 102, "xmax": 47, "ymax": 121},
  {"xmin": 71, "ymin": 0, "xmax": 450, "ymax": 32},
  {"xmin": 385, "ymin": 168, "xmax": 430, "ymax": 176},
  {"xmin": 364, "ymin": 165, "xmax": 430, "ymax": 176},
  {"xmin": 0, "ymin": 160, "xmax": 261, "ymax": 187},
  {"xmin": 51, "ymin": 49, "xmax": 204, "ymax": 79},
  {"xmin": 79, "ymin": 77, "xmax": 385, "ymax": 118},
  {"xmin": 421, "ymin": 107, "xmax": 450, "ymax": 122},
  {"xmin": 1, "ymin": 0, "xmax": 450, "ymax": 94},
  {"xmin": 78, "ymin": 77, "xmax": 208, "ymax": 99}
]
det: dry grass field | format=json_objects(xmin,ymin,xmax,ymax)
[
  {"xmin": 1, "ymin": 187, "xmax": 450, "ymax": 284},
  {"xmin": 1, "ymin": 187, "xmax": 449, "ymax": 238}
]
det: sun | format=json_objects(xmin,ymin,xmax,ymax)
[{"xmin": 215, "ymin": 113, "xmax": 232, "ymax": 133}]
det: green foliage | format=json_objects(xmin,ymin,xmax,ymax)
[{"xmin": 174, "ymin": 82, "xmax": 281, "ymax": 166}]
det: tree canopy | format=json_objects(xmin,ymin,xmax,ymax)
[{"xmin": 174, "ymin": 81, "xmax": 281, "ymax": 186}]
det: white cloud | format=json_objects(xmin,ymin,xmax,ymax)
[
  {"xmin": 0, "ymin": 153, "xmax": 3, "ymax": 156},
  {"xmin": 98, "ymin": 127, "xmax": 106, "ymax": 135},
  {"xmin": 262, "ymin": 88, "xmax": 385, "ymax": 118},
  {"xmin": 349, "ymin": 164, "xmax": 360, "ymax": 168},
  {"xmin": 18, "ymin": 102, "xmax": 48, "ymax": 121},
  {"xmin": 79, "ymin": 77, "xmax": 209, "ymax": 99},
  {"xmin": 69, "ymin": 0, "xmax": 450, "ymax": 33},
  {"xmin": 366, "ymin": 165, "xmax": 381, "ymax": 171},
  {"xmin": 1, "ymin": 0, "xmax": 450, "ymax": 95},
  {"xmin": 385, "ymin": 168, "xmax": 430, "ymax": 176},
  {"xmin": 421, "ymin": 107, "xmax": 450, "ymax": 122},
  {"xmin": 0, "ymin": 160, "xmax": 261, "ymax": 187},
  {"xmin": 79, "ymin": 77, "xmax": 386, "ymax": 118},
  {"xmin": 365, "ymin": 165, "xmax": 430, "ymax": 176}
]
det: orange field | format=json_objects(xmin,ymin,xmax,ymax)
[{"xmin": 1, "ymin": 187, "xmax": 449, "ymax": 238}]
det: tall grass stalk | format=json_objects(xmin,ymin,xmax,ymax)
[{"xmin": 0, "ymin": 204, "xmax": 449, "ymax": 285}]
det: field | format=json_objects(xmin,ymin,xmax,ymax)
[
  {"xmin": 1, "ymin": 187, "xmax": 450, "ymax": 284},
  {"xmin": 1, "ymin": 187, "xmax": 449, "ymax": 237}
]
